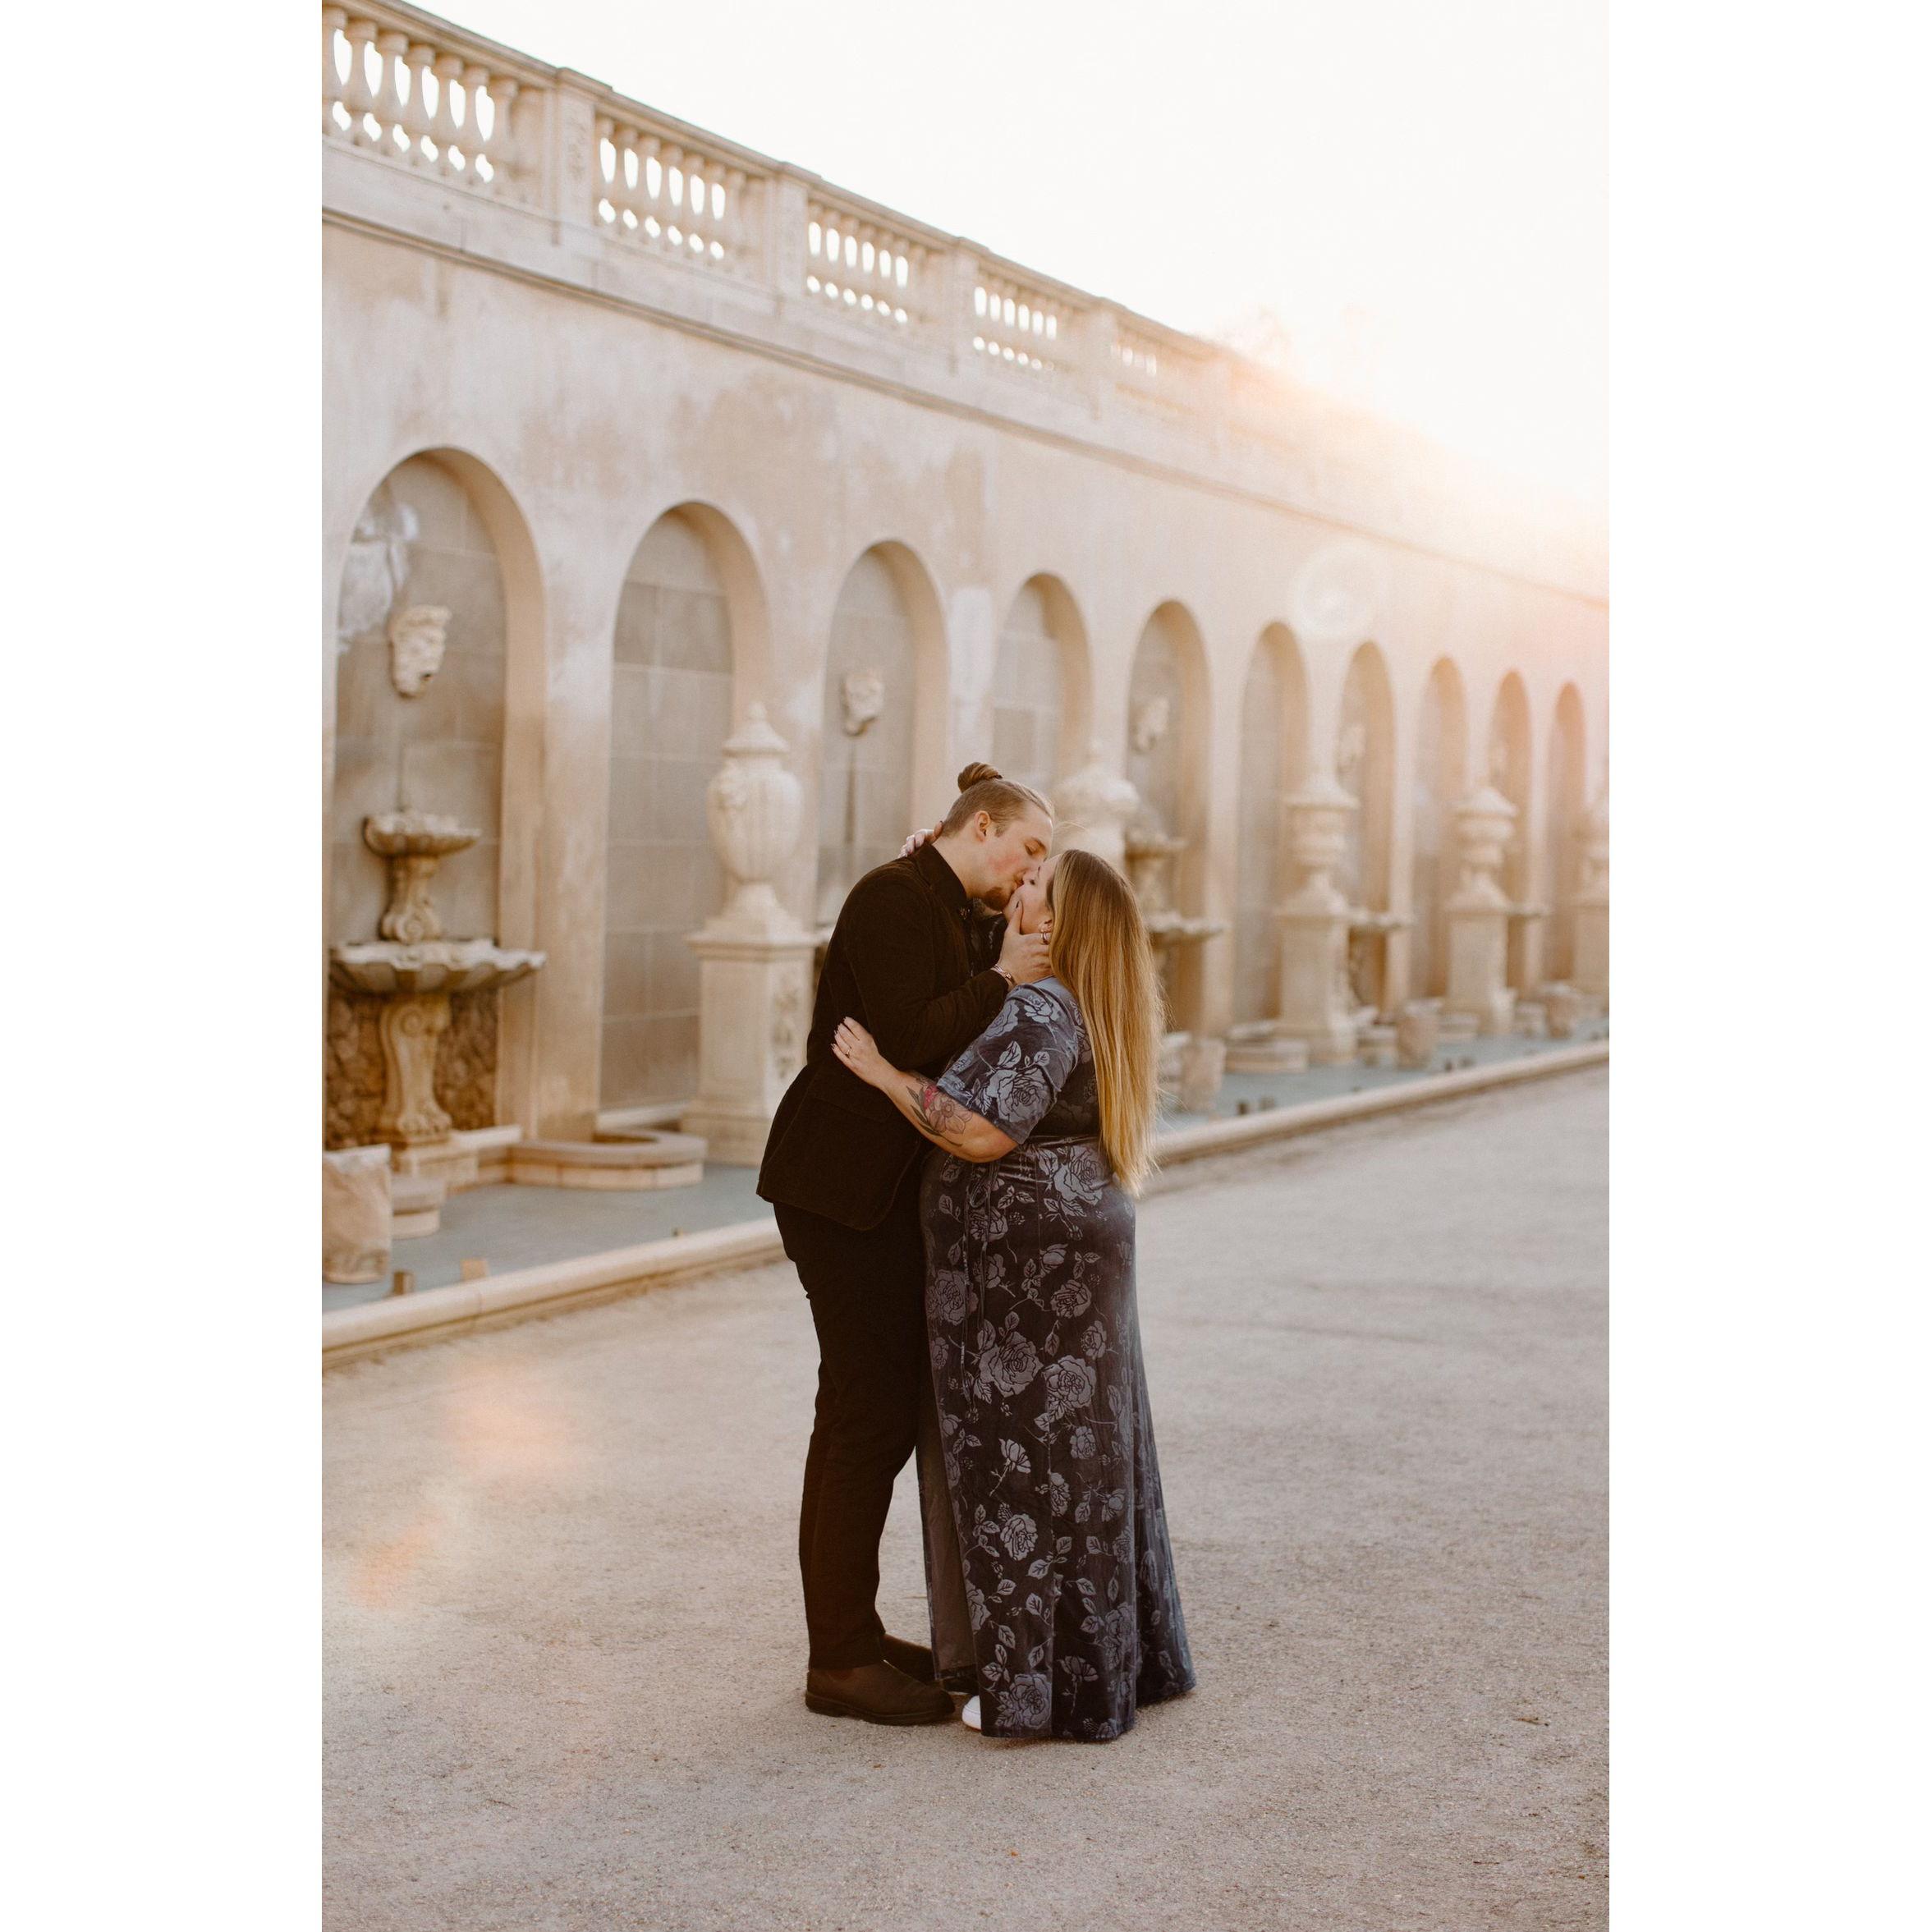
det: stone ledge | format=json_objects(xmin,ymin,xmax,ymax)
[
  {"xmin": 323, "ymin": 1220, "xmax": 787, "ymax": 1369},
  {"xmin": 1152, "ymin": 1039, "xmax": 1608, "ymax": 1166},
  {"xmin": 323, "ymin": 1042, "xmax": 1606, "ymax": 1368}
]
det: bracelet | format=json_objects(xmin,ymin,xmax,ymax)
[{"xmin": 994, "ymin": 965, "xmax": 1016, "ymax": 993}]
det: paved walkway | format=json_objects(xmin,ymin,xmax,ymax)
[{"xmin": 324, "ymin": 1068, "xmax": 1607, "ymax": 1931}]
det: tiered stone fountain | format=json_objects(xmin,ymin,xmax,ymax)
[
  {"xmin": 1122, "ymin": 808, "xmax": 1225, "ymax": 1098},
  {"xmin": 329, "ymin": 810, "xmax": 545, "ymax": 1187}
]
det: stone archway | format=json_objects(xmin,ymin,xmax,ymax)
[
  {"xmin": 1125, "ymin": 600, "xmax": 1212, "ymax": 1029},
  {"xmin": 1545, "ymin": 683, "xmax": 1588, "ymax": 982},
  {"xmin": 1338, "ymin": 641, "xmax": 1396, "ymax": 1011},
  {"xmin": 815, "ymin": 541, "xmax": 949, "ymax": 925},
  {"xmin": 326, "ymin": 446, "xmax": 542, "ymax": 1148},
  {"xmin": 989, "ymin": 573, "xmax": 1092, "ymax": 796},
  {"xmin": 600, "ymin": 504, "xmax": 761, "ymax": 1111},
  {"xmin": 1410, "ymin": 657, "xmax": 1469, "ymax": 1000},
  {"xmin": 1232, "ymin": 623, "xmax": 1310, "ymax": 1025},
  {"xmin": 1486, "ymin": 671, "xmax": 1535, "ymax": 989}
]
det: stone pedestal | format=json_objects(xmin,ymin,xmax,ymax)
[
  {"xmin": 1444, "ymin": 786, "xmax": 1519, "ymax": 1036},
  {"xmin": 324, "ymin": 1144, "xmax": 391, "ymax": 1283},
  {"xmin": 1571, "ymin": 796, "xmax": 1609, "ymax": 1002},
  {"xmin": 392, "ymin": 1171, "xmax": 445, "ymax": 1238},
  {"xmin": 1177, "ymin": 1036, "xmax": 1226, "ymax": 1114},
  {"xmin": 680, "ymin": 706, "xmax": 817, "ymax": 1166},
  {"xmin": 375, "ymin": 991, "xmax": 453, "ymax": 1145},
  {"xmin": 1395, "ymin": 1002, "xmax": 1439, "ymax": 1069},
  {"xmin": 1273, "ymin": 777, "xmax": 1360, "ymax": 1065},
  {"xmin": 1358, "ymin": 1025, "xmax": 1397, "ymax": 1068},
  {"xmin": 681, "ymin": 931, "xmax": 816, "ymax": 1163},
  {"xmin": 1224, "ymin": 1023, "xmax": 1311, "ymax": 1074},
  {"xmin": 1542, "ymin": 984, "xmax": 1583, "ymax": 1039}
]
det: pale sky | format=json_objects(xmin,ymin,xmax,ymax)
[{"xmin": 447, "ymin": 0, "xmax": 1605, "ymax": 505}]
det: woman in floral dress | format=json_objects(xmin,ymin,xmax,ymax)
[{"xmin": 832, "ymin": 847, "xmax": 1195, "ymax": 1742}]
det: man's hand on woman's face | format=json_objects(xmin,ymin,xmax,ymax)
[{"xmin": 997, "ymin": 919, "xmax": 1052, "ymax": 987}]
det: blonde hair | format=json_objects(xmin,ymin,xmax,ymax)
[
  {"xmin": 1046, "ymin": 847, "xmax": 1162, "ymax": 1195},
  {"xmin": 939, "ymin": 761, "xmax": 1052, "ymax": 838}
]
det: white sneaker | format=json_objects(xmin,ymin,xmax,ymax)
[{"xmin": 961, "ymin": 1695, "xmax": 982, "ymax": 1732}]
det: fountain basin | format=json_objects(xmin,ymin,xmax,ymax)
[
  {"xmin": 330, "ymin": 938, "xmax": 545, "ymax": 998},
  {"xmin": 362, "ymin": 811, "xmax": 480, "ymax": 860}
]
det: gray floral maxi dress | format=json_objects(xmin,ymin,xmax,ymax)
[{"xmin": 916, "ymin": 977, "xmax": 1195, "ymax": 1742}]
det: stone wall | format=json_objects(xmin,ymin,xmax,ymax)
[
  {"xmin": 815, "ymin": 551, "xmax": 917, "ymax": 925},
  {"xmin": 992, "ymin": 583, "xmax": 1066, "ymax": 797},
  {"xmin": 323, "ymin": 32, "xmax": 1609, "ymax": 1138},
  {"xmin": 1232, "ymin": 644, "xmax": 1286, "ymax": 1025},
  {"xmin": 602, "ymin": 512, "xmax": 733, "ymax": 1109},
  {"xmin": 1126, "ymin": 615, "xmax": 1186, "ymax": 847}
]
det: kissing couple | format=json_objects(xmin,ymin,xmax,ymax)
[{"xmin": 757, "ymin": 761, "xmax": 1196, "ymax": 1742}]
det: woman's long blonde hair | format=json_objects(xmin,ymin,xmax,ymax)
[{"xmin": 1046, "ymin": 847, "xmax": 1163, "ymax": 1195}]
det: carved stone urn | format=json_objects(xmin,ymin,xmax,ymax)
[
  {"xmin": 1053, "ymin": 746, "xmax": 1140, "ymax": 870},
  {"xmin": 681, "ymin": 705, "xmax": 817, "ymax": 1164},
  {"xmin": 1443, "ymin": 785, "xmax": 1519, "ymax": 1034},
  {"xmin": 1273, "ymin": 775, "xmax": 1361, "ymax": 1063},
  {"xmin": 704, "ymin": 704, "xmax": 807, "ymax": 935}
]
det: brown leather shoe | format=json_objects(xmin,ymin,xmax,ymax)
[
  {"xmin": 805, "ymin": 1661, "xmax": 953, "ymax": 1725},
  {"xmin": 880, "ymin": 1634, "xmax": 936, "ymax": 1683}
]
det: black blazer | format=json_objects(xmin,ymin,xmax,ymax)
[{"xmin": 758, "ymin": 841, "xmax": 1007, "ymax": 1230}]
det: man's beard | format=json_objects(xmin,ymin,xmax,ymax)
[{"xmin": 979, "ymin": 882, "xmax": 1015, "ymax": 911}]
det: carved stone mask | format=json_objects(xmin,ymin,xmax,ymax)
[
  {"xmin": 389, "ymin": 605, "xmax": 452, "ymax": 698},
  {"xmin": 1131, "ymin": 696, "xmax": 1170, "ymax": 753},
  {"xmin": 841, "ymin": 669, "xmax": 885, "ymax": 737}
]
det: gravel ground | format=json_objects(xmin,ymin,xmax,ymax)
[{"xmin": 324, "ymin": 1067, "xmax": 1607, "ymax": 1931}]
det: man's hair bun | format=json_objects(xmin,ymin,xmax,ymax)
[{"xmin": 956, "ymin": 761, "xmax": 1003, "ymax": 790}]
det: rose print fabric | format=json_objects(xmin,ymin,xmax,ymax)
[{"xmin": 916, "ymin": 978, "xmax": 1195, "ymax": 1742}]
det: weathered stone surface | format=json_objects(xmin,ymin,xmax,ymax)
[
  {"xmin": 323, "ymin": 1145, "xmax": 390, "ymax": 1284},
  {"xmin": 326, "ymin": 986, "xmax": 498, "ymax": 1149},
  {"xmin": 1177, "ymin": 1035, "xmax": 1226, "ymax": 1114}
]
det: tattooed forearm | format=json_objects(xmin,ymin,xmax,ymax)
[{"xmin": 908, "ymin": 1077, "xmax": 975, "ymax": 1147}]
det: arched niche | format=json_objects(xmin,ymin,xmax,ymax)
[
  {"xmin": 1485, "ymin": 671, "xmax": 1535, "ymax": 989},
  {"xmin": 326, "ymin": 445, "xmax": 542, "ymax": 1150},
  {"xmin": 990, "ymin": 573, "xmax": 1092, "ymax": 796},
  {"xmin": 1232, "ymin": 624, "xmax": 1310, "ymax": 1024},
  {"xmin": 1338, "ymin": 640, "xmax": 1396, "ymax": 1009},
  {"xmin": 1545, "ymin": 683, "xmax": 1588, "ymax": 982},
  {"xmin": 601, "ymin": 503, "xmax": 763, "ymax": 1110},
  {"xmin": 1125, "ymin": 600, "xmax": 1212, "ymax": 1028},
  {"xmin": 815, "ymin": 541, "xmax": 949, "ymax": 925},
  {"xmin": 1409, "ymin": 658, "xmax": 1469, "ymax": 1000}
]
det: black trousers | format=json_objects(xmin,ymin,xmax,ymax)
[{"xmin": 775, "ymin": 1170, "xmax": 927, "ymax": 1671}]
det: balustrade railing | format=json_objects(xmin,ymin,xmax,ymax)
[
  {"xmin": 596, "ymin": 119, "xmax": 761, "ymax": 275},
  {"xmin": 318, "ymin": 6, "xmax": 1600, "ymax": 583},
  {"xmin": 805, "ymin": 195, "xmax": 928, "ymax": 330},
  {"xmin": 971, "ymin": 271, "xmax": 1074, "ymax": 376},
  {"xmin": 324, "ymin": 6, "xmax": 525, "ymax": 199}
]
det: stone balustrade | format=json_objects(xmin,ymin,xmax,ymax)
[
  {"xmin": 972, "ymin": 269, "xmax": 1075, "ymax": 376},
  {"xmin": 324, "ymin": 5, "xmax": 526, "ymax": 197},
  {"xmin": 597, "ymin": 119, "xmax": 760, "ymax": 275},
  {"xmin": 805, "ymin": 194, "xmax": 929, "ymax": 329},
  {"xmin": 319, "ymin": 1, "xmax": 1604, "ymax": 594}
]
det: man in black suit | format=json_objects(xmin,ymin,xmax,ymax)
[{"xmin": 759, "ymin": 768, "xmax": 1053, "ymax": 1724}]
